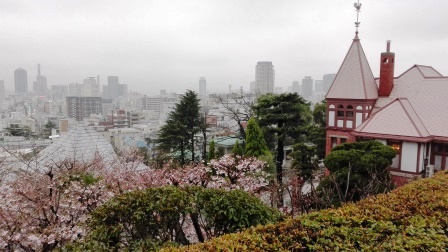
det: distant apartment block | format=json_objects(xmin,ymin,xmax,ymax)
[
  {"xmin": 199, "ymin": 77, "xmax": 207, "ymax": 106},
  {"xmin": 82, "ymin": 77, "xmax": 100, "ymax": 97},
  {"xmin": 66, "ymin": 96, "xmax": 102, "ymax": 121},
  {"xmin": 255, "ymin": 61, "xmax": 275, "ymax": 95},
  {"xmin": 102, "ymin": 76, "xmax": 128, "ymax": 99},
  {"xmin": 302, "ymin": 76, "xmax": 314, "ymax": 99},
  {"xmin": 292, "ymin": 81, "xmax": 301, "ymax": 95},
  {"xmin": 323, "ymin": 73, "xmax": 336, "ymax": 94},
  {"xmin": 315, "ymin": 80, "xmax": 323, "ymax": 93},
  {"xmin": 33, "ymin": 64, "xmax": 48, "ymax": 96},
  {"xmin": 14, "ymin": 68, "xmax": 28, "ymax": 95}
]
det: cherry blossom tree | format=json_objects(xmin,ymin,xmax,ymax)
[{"xmin": 0, "ymin": 152, "xmax": 273, "ymax": 250}]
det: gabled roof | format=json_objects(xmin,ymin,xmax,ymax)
[
  {"xmin": 34, "ymin": 124, "xmax": 117, "ymax": 169},
  {"xmin": 326, "ymin": 36, "xmax": 378, "ymax": 100},
  {"xmin": 354, "ymin": 98, "xmax": 430, "ymax": 141},
  {"xmin": 356, "ymin": 64, "xmax": 448, "ymax": 141}
]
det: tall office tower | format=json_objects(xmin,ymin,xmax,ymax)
[
  {"xmin": 0, "ymin": 80, "xmax": 5, "ymax": 103},
  {"xmin": 14, "ymin": 68, "xmax": 28, "ymax": 95},
  {"xmin": 33, "ymin": 64, "xmax": 48, "ymax": 95},
  {"xmin": 199, "ymin": 77, "xmax": 207, "ymax": 106},
  {"xmin": 314, "ymin": 80, "xmax": 323, "ymax": 93},
  {"xmin": 302, "ymin": 76, "xmax": 314, "ymax": 99},
  {"xmin": 66, "ymin": 96, "xmax": 102, "ymax": 121},
  {"xmin": 255, "ymin": 61, "xmax": 275, "ymax": 95},
  {"xmin": 322, "ymin": 73, "xmax": 336, "ymax": 94},
  {"xmin": 292, "ymin": 81, "xmax": 301, "ymax": 95},
  {"xmin": 102, "ymin": 76, "xmax": 127, "ymax": 99},
  {"xmin": 83, "ymin": 77, "xmax": 100, "ymax": 97}
]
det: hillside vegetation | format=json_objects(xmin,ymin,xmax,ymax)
[{"xmin": 162, "ymin": 171, "xmax": 448, "ymax": 251}]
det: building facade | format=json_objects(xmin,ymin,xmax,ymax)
[
  {"xmin": 302, "ymin": 76, "xmax": 314, "ymax": 99},
  {"xmin": 66, "ymin": 96, "xmax": 102, "ymax": 121},
  {"xmin": 14, "ymin": 68, "xmax": 28, "ymax": 95},
  {"xmin": 326, "ymin": 33, "xmax": 448, "ymax": 185},
  {"xmin": 255, "ymin": 61, "xmax": 274, "ymax": 95}
]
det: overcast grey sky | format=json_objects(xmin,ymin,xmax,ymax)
[{"xmin": 1, "ymin": 0, "xmax": 447, "ymax": 95}]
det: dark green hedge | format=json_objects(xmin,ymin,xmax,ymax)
[{"xmin": 163, "ymin": 171, "xmax": 448, "ymax": 251}]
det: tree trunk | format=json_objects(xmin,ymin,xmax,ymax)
[
  {"xmin": 190, "ymin": 213, "xmax": 205, "ymax": 242},
  {"xmin": 276, "ymin": 135, "xmax": 284, "ymax": 207}
]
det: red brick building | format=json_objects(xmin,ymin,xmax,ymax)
[{"xmin": 325, "ymin": 34, "xmax": 448, "ymax": 185}]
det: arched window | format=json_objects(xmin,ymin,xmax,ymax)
[{"xmin": 337, "ymin": 105, "xmax": 344, "ymax": 117}]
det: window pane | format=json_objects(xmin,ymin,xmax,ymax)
[
  {"xmin": 435, "ymin": 155, "xmax": 442, "ymax": 171},
  {"xmin": 391, "ymin": 154, "xmax": 400, "ymax": 169}
]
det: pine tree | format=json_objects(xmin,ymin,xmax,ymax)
[
  {"xmin": 157, "ymin": 90, "xmax": 202, "ymax": 165},
  {"xmin": 253, "ymin": 93, "xmax": 312, "ymax": 206}
]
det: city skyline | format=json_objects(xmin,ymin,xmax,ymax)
[{"xmin": 1, "ymin": 0, "xmax": 447, "ymax": 95}]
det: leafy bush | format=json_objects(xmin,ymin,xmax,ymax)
[
  {"xmin": 162, "ymin": 171, "xmax": 448, "ymax": 251},
  {"xmin": 63, "ymin": 186, "xmax": 280, "ymax": 251}
]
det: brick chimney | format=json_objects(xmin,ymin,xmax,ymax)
[{"xmin": 378, "ymin": 40, "xmax": 395, "ymax": 97}]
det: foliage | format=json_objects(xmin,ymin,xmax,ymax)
[
  {"xmin": 67, "ymin": 186, "xmax": 280, "ymax": 251},
  {"xmin": 0, "ymin": 150, "xmax": 272, "ymax": 251},
  {"xmin": 41, "ymin": 121, "xmax": 57, "ymax": 139},
  {"xmin": 320, "ymin": 140, "xmax": 396, "ymax": 206},
  {"xmin": 312, "ymin": 100, "xmax": 326, "ymax": 127},
  {"xmin": 0, "ymin": 162, "xmax": 109, "ymax": 251},
  {"xmin": 208, "ymin": 140, "xmax": 215, "ymax": 161},
  {"xmin": 4, "ymin": 124, "xmax": 32, "ymax": 138},
  {"xmin": 162, "ymin": 171, "xmax": 448, "ymax": 252},
  {"xmin": 244, "ymin": 117, "xmax": 270, "ymax": 158},
  {"xmin": 157, "ymin": 90, "xmax": 202, "ymax": 165},
  {"xmin": 253, "ymin": 93, "xmax": 312, "ymax": 206},
  {"xmin": 290, "ymin": 143, "xmax": 317, "ymax": 181},
  {"xmin": 231, "ymin": 140, "xmax": 244, "ymax": 156},
  {"xmin": 86, "ymin": 186, "xmax": 193, "ymax": 249}
]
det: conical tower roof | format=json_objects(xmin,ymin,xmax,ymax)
[{"xmin": 326, "ymin": 36, "xmax": 378, "ymax": 100}]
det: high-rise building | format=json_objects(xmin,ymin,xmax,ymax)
[
  {"xmin": 102, "ymin": 76, "xmax": 127, "ymax": 99},
  {"xmin": 292, "ymin": 81, "xmax": 301, "ymax": 95},
  {"xmin": 33, "ymin": 64, "xmax": 48, "ymax": 96},
  {"xmin": 66, "ymin": 96, "xmax": 102, "ymax": 121},
  {"xmin": 323, "ymin": 73, "xmax": 336, "ymax": 94},
  {"xmin": 199, "ymin": 77, "xmax": 207, "ymax": 106},
  {"xmin": 83, "ymin": 77, "xmax": 100, "ymax": 97},
  {"xmin": 302, "ymin": 76, "xmax": 314, "ymax": 99},
  {"xmin": 315, "ymin": 80, "xmax": 323, "ymax": 93},
  {"xmin": 255, "ymin": 61, "xmax": 274, "ymax": 95},
  {"xmin": 14, "ymin": 68, "xmax": 28, "ymax": 95}
]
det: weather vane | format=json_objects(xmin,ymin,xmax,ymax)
[{"xmin": 354, "ymin": 0, "xmax": 362, "ymax": 35}]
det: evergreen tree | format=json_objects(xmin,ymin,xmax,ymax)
[
  {"xmin": 253, "ymin": 93, "xmax": 312, "ymax": 206},
  {"xmin": 208, "ymin": 140, "xmax": 216, "ymax": 161},
  {"xmin": 245, "ymin": 117, "xmax": 269, "ymax": 158},
  {"xmin": 231, "ymin": 140, "xmax": 244, "ymax": 156},
  {"xmin": 157, "ymin": 90, "xmax": 202, "ymax": 165}
]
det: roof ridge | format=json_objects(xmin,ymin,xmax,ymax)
[{"xmin": 397, "ymin": 98, "xmax": 430, "ymax": 137}]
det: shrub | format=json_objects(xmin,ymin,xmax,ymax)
[{"xmin": 162, "ymin": 171, "xmax": 448, "ymax": 251}]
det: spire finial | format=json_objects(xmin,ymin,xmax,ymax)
[{"xmin": 354, "ymin": 0, "xmax": 362, "ymax": 36}]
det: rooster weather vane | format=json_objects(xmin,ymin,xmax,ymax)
[{"xmin": 354, "ymin": 1, "xmax": 362, "ymax": 34}]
